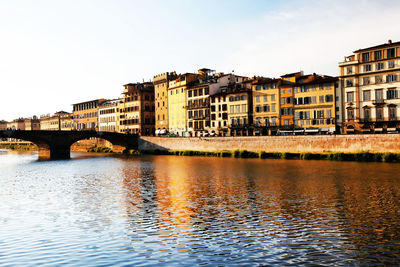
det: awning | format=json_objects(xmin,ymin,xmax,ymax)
[
  {"xmin": 155, "ymin": 129, "xmax": 160, "ymax": 134},
  {"xmin": 293, "ymin": 129, "xmax": 304, "ymax": 133},
  {"xmin": 387, "ymin": 127, "xmax": 397, "ymax": 132},
  {"xmin": 160, "ymin": 129, "xmax": 167, "ymax": 134},
  {"xmin": 305, "ymin": 128, "xmax": 319, "ymax": 133},
  {"xmin": 375, "ymin": 128, "xmax": 383, "ymax": 132}
]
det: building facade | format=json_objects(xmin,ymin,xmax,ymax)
[
  {"xmin": 0, "ymin": 120, "xmax": 7, "ymax": 130},
  {"xmin": 120, "ymin": 82, "xmax": 155, "ymax": 135},
  {"xmin": 153, "ymin": 72, "xmax": 177, "ymax": 135},
  {"xmin": 24, "ymin": 116, "xmax": 40, "ymax": 130},
  {"xmin": 168, "ymin": 73, "xmax": 198, "ymax": 136},
  {"xmin": 339, "ymin": 40, "xmax": 400, "ymax": 133},
  {"xmin": 293, "ymin": 74, "xmax": 338, "ymax": 134},
  {"xmin": 98, "ymin": 99, "xmax": 120, "ymax": 132},
  {"xmin": 252, "ymin": 78, "xmax": 281, "ymax": 135},
  {"xmin": 73, "ymin": 99, "xmax": 106, "ymax": 131},
  {"xmin": 7, "ymin": 119, "xmax": 25, "ymax": 130}
]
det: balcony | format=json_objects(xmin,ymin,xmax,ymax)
[{"xmin": 372, "ymin": 99, "xmax": 385, "ymax": 105}]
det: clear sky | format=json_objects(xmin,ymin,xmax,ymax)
[{"xmin": 1, "ymin": 0, "xmax": 399, "ymax": 121}]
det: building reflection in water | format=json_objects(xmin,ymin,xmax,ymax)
[{"xmin": 118, "ymin": 155, "xmax": 400, "ymax": 264}]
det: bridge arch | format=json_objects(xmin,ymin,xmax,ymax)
[{"xmin": 0, "ymin": 130, "xmax": 138, "ymax": 160}]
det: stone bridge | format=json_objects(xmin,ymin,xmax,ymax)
[{"xmin": 0, "ymin": 130, "xmax": 139, "ymax": 160}]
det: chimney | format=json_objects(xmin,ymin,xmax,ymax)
[{"xmin": 388, "ymin": 40, "xmax": 392, "ymax": 44}]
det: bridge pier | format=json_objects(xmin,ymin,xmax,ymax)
[{"xmin": 38, "ymin": 144, "xmax": 71, "ymax": 160}]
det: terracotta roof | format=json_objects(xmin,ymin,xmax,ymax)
[{"xmin": 353, "ymin": 40, "xmax": 400, "ymax": 53}]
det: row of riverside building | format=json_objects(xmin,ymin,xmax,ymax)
[{"xmin": 1, "ymin": 40, "xmax": 400, "ymax": 136}]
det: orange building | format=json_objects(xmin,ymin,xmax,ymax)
[{"xmin": 72, "ymin": 99, "xmax": 106, "ymax": 131}]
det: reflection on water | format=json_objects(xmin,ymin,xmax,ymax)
[{"xmin": 0, "ymin": 151, "xmax": 400, "ymax": 265}]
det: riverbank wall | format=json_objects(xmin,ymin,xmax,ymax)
[{"xmin": 138, "ymin": 135, "xmax": 400, "ymax": 153}]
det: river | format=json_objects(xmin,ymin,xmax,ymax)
[{"xmin": 0, "ymin": 150, "xmax": 399, "ymax": 266}]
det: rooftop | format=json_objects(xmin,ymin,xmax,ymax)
[{"xmin": 353, "ymin": 40, "xmax": 400, "ymax": 53}]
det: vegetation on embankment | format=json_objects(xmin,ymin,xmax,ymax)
[
  {"xmin": 0, "ymin": 143, "xmax": 37, "ymax": 151},
  {"xmin": 87, "ymin": 146, "xmax": 114, "ymax": 153},
  {"xmin": 122, "ymin": 149, "xmax": 400, "ymax": 163}
]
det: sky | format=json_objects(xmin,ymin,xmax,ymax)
[{"xmin": 1, "ymin": 0, "xmax": 400, "ymax": 121}]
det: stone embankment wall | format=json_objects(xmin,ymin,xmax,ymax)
[{"xmin": 139, "ymin": 135, "xmax": 400, "ymax": 153}]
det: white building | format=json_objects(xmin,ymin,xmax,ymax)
[{"xmin": 98, "ymin": 99, "xmax": 120, "ymax": 132}]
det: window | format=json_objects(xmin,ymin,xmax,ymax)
[
  {"xmin": 271, "ymin": 94, "xmax": 275, "ymax": 101},
  {"xmin": 377, "ymin": 62, "xmax": 384, "ymax": 70},
  {"xmin": 362, "ymin": 52, "xmax": 370, "ymax": 62},
  {"xmin": 363, "ymin": 90, "xmax": 371, "ymax": 101},
  {"xmin": 346, "ymin": 80, "xmax": 353, "ymax": 87},
  {"xmin": 363, "ymin": 108, "xmax": 370, "ymax": 121},
  {"xmin": 319, "ymin": 95, "xmax": 325, "ymax": 103},
  {"xmin": 280, "ymin": 98, "xmax": 285, "ymax": 104},
  {"xmin": 255, "ymin": 106, "xmax": 261, "ymax": 112},
  {"xmin": 376, "ymin": 107, "xmax": 384, "ymax": 121},
  {"xmin": 363, "ymin": 77, "xmax": 370, "ymax": 85},
  {"xmin": 325, "ymin": 94, "xmax": 334, "ymax": 102},
  {"xmin": 194, "ymin": 90, "xmax": 198, "ymax": 97},
  {"xmin": 387, "ymin": 74, "xmax": 398, "ymax": 82},
  {"xmin": 375, "ymin": 89, "xmax": 383, "ymax": 101},
  {"xmin": 347, "ymin": 67, "xmax": 353, "ymax": 74},
  {"xmin": 364, "ymin": 64, "xmax": 372, "ymax": 72},
  {"xmin": 271, "ymin": 104, "xmax": 276, "ymax": 112},
  {"xmin": 347, "ymin": 109, "xmax": 354, "ymax": 120},
  {"xmin": 235, "ymin": 96, "xmax": 240, "ymax": 101},
  {"xmin": 375, "ymin": 75, "xmax": 383, "ymax": 84},
  {"xmin": 263, "ymin": 105, "xmax": 269, "ymax": 112},
  {"xmin": 326, "ymin": 109, "xmax": 331, "ymax": 118},
  {"xmin": 241, "ymin": 95, "xmax": 246, "ymax": 100},
  {"xmin": 389, "ymin": 106, "xmax": 397, "ymax": 120},
  {"xmin": 287, "ymin": 89, "xmax": 291, "ymax": 94},
  {"xmin": 347, "ymin": 92, "xmax": 354, "ymax": 102},
  {"xmin": 255, "ymin": 85, "xmax": 261, "ymax": 91},
  {"xmin": 387, "ymin": 48, "xmax": 395, "ymax": 58},
  {"xmin": 263, "ymin": 95, "xmax": 267, "ymax": 102},
  {"xmin": 387, "ymin": 89, "xmax": 398, "ymax": 99},
  {"xmin": 388, "ymin": 61, "xmax": 395, "ymax": 68},
  {"xmin": 374, "ymin": 50, "xmax": 382, "ymax": 60},
  {"xmin": 229, "ymin": 96, "xmax": 234, "ymax": 101},
  {"xmin": 235, "ymin": 105, "xmax": 240, "ymax": 113},
  {"xmin": 188, "ymin": 91, "xmax": 192, "ymax": 97},
  {"xmin": 280, "ymin": 89, "xmax": 285, "ymax": 94},
  {"xmin": 198, "ymin": 89, "xmax": 203, "ymax": 96},
  {"xmin": 230, "ymin": 106, "xmax": 234, "ymax": 113},
  {"xmin": 256, "ymin": 96, "xmax": 260, "ymax": 102},
  {"xmin": 242, "ymin": 104, "xmax": 247, "ymax": 112}
]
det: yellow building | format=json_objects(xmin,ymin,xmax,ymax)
[
  {"xmin": 227, "ymin": 85, "xmax": 253, "ymax": 136},
  {"xmin": 168, "ymin": 73, "xmax": 198, "ymax": 136},
  {"xmin": 293, "ymin": 74, "xmax": 338, "ymax": 134},
  {"xmin": 252, "ymin": 78, "xmax": 281, "ymax": 135},
  {"xmin": 153, "ymin": 72, "xmax": 177, "ymax": 135}
]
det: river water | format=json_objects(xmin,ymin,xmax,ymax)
[{"xmin": 0, "ymin": 150, "xmax": 400, "ymax": 266}]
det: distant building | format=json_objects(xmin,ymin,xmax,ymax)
[
  {"xmin": 120, "ymin": 82, "xmax": 155, "ymax": 135},
  {"xmin": 153, "ymin": 72, "xmax": 177, "ymax": 135},
  {"xmin": 40, "ymin": 111, "xmax": 72, "ymax": 130},
  {"xmin": 24, "ymin": 116, "xmax": 40, "ymax": 130},
  {"xmin": 0, "ymin": 120, "xmax": 8, "ymax": 130},
  {"xmin": 279, "ymin": 71, "xmax": 303, "ymax": 130},
  {"xmin": 7, "ymin": 118, "xmax": 25, "ymax": 130},
  {"xmin": 339, "ymin": 40, "xmax": 400, "ymax": 133},
  {"xmin": 59, "ymin": 112, "xmax": 73, "ymax": 131},
  {"xmin": 98, "ymin": 99, "xmax": 120, "ymax": 132},
  {"xmin": 72, "ymin": 99, "xmax": 106, "ymax": 131}
]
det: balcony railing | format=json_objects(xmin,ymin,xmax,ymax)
[{"xmin": 373, "ymin": 99, "xmax": 385, "ymax": 105}]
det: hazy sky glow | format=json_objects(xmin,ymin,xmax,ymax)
[{"xmin": 1, "ymin": 0, "xmax": 400, "ymax": 121}]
